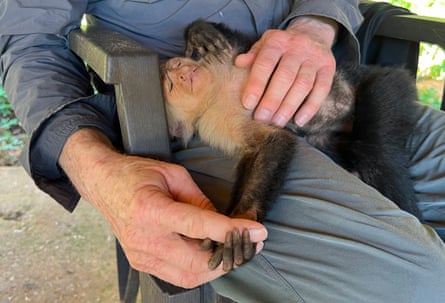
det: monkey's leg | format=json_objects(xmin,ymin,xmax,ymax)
[
  {"xmin": 208, "ymin": 129, "xmax": 297, "ymax": 271},
  {"xmin": 351, "ymin": 68, "xmax": 421, "ymax": 220},
  {"xmin": 350, "ymin": 141, "xmax": 421, "ymax": 218}
]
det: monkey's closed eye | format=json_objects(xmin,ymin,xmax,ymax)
[
  {"xmin": 165, "ymin": 73, "xmax": 174, "ymax": 92},
  {"xmin": 168, "ymin": 79, "xmax": 173, "ymax": 92}
]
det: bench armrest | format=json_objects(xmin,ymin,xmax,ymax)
[{"xmin": 69, "ymin": 25, "xmax": 171, "ymax": 160}]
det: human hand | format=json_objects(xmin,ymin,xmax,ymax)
[
  {"xmin": 236, "ymin": 16, "xmax": 338, "ymax": 127},
  {"xmin": 59, "ymin": 129, "xmax": 267, "ymax": 288}
]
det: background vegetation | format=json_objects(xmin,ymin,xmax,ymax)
[
  {"xmin": 381, "ymin": 0, "xmax": 445, "ymax": 108},
  {"xmin": 0, "ymin": 86, "xmax": 26, "ymax": 165},
  {"xmin": 0, "ymin": 0, "xmax": 444, "ymax": 165}
]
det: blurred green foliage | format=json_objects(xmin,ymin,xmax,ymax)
[{"xmin": 0, "ymin": 86, "xmax": 26, "ymax": 165}]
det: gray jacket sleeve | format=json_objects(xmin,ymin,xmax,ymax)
[
  {"xmin": 0, "ymin": 1, "xmax": 121, "ymax": 210},
  {"xmin": 284, "ymin": 0, "xmax": 363, "ymax": 63}
]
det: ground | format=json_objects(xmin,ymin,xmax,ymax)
[{"xmin": 0, "ymin": 167, "xmax": 120, "ymax": 303}]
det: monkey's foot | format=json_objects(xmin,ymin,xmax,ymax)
[{"xmin": 202, "ymin": 228, "xmax": 256, "ymax": 271}]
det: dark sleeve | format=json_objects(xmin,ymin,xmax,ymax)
[
  {"xmin": 0, "ymin": 1, "xmax": 121, "ymax": 211},
  {"xmin": 28, "ymin": 95, "xmax": 122, "ymax": 211},
  {"xmin": 283, "ymin": 0, "xmax": 364, "ymax": 64}
]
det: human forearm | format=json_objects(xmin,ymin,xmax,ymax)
[{"xmin": 58, "ymin": 128, "xmax": 119, "ymax": 209}]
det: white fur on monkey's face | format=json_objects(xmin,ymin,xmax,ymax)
[
  {"xmin": 161, "ymin": 57, "xmax": 214, "ymax": 141},
  {"xmin": 162, "ymin": 57, "xmax": 211, "ymax": 106}
]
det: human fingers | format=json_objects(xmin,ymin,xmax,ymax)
[
  {"xmin": 123, "ymin": 202, "xmax": 266, "ymax": 286},
  {"xmin": 293, "ymin": 64, "xmax": 335, "ymax": 126},
  {"xmin": 238, "ymin": 33, "xmax": 283, "ymax": 111},
  {"xmin": 122, "ymin": 182, "xmax": 266, "ymax": 274},
  {"xmin": 157, "ymin": 163, "xmax": 267, "ymax": 243},
  {"xmin": 235, "ymin": 51, "xmax": 256, "ymax": 68},
  {"xmin": 132, "ymin": 250, "xmax": 226, "ymax": 288},
  {"xmin": 157, "ymin": 200, "xmax": 268, "ymax": 244},
  {"xmin": 124, "ymin": 227, "xmax": 218, "ymax": 274},
  {"xmin": 254, "ymin": 52, "xmax": 314, "ymax": 126},
  {"xmin": 161, "ymin": 163, "xmax": 217, "ymax": 211}
]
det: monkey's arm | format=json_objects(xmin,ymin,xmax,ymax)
[
  {"xmin": 230, "ymin": 129, "xmax": 297, "ymax": 221},
  {"xmin": 207, "ymin": 127, "xmax": 297, "ymax": 271}
]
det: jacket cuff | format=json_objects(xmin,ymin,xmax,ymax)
[{"xmin": 21, "ymin": 94, "xmax": 121, "ymax": 212}]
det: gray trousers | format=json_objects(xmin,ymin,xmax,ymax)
[{"xmin": 173, "ymin": 103, "xmax": 445, "ymax": 303}]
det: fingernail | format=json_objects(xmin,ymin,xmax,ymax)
[
  {"xmin": 243, "ymin": 94, "xmax": 258, "ymax": 110},
  {"xmin": 256, "ymin": 242, "xmax": 265, "ymax": 254},
  {"xmin": 295, "ymin": 112, "xmax": 310, "ymax": 126},
  {"xmin": 272, "ymin": 115, "xmax": 288, "ymax": 127},
  {"xmin": 249, "ymin": 228, "xmax": 268, "ymax": 242},
  {"xmin": 255, "ymin": 108, "xmax": 272, "ymax": 121}
]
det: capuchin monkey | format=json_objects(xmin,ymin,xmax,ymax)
[{"xmin": 160, "ymin": 20, "xmax": 421, "ymax": 271}]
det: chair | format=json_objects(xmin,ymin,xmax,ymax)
[{"xmin": 68, "ymin": 2, "xmax": 445, "ymax": 302}]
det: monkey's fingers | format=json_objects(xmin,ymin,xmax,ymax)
[
  {"xmin": 232, "ymin": 228, "xmax": 256, "ymax": 266},
  {"xmin": 207, "ymin": 229, "xmax": 258, "ymax": 271},
  {"xmin": 208, "ymin": 244, "xmax": 224, "ymax": 270},
  {"xmin": 200, "ymin": 237, "xmax": 215, "ymax": 251},
  {"xmin": 232, "ymin": 228, "xmax": 244, "ymax": 266},
  {"xmin": 242, "ymin": 228, "xmax": 256, "ymax": 261},
  {"xmin": 223, "ymin": 231, "xmax": 236, "ymax": 272}
]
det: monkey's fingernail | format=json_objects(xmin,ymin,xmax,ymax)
[{"xmin": 243, "ymin": 94, "xmax": 258, "ymax": 110}]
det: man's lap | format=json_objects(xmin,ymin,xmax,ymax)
[
  {"xmin": 410, "ymin": 103, "xmax": 445, "ymax": 226},
  {"xmin": 172, "ymin": 103, "xmax": 445, "ymax": 302}
]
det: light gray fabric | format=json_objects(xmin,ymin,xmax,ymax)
[
  {"xmin": 410, "ymin": 104, "xmax": 445, "ymax": 222},
  {"xmin": 173, "ymin": 103, "xmax": 445, "ymax": 303}
]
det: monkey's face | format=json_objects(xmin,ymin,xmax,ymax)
[
  {"xmin": 162, "ymin": 57, "xmax": 213, "ymax": 109},
  {"xmin": 161, "ymin": 57, "xmax": 217, "ymax": 140}
]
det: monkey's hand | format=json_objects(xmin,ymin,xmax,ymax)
[
  {"xmin": 202, "ymin": 228, "xmax": 257, "ymax": 272},
  {"xmin": 202, "ymin": 208, "xmax": 259, "ymax": 271},
  {"xmin": 185, "ymin": 20, "xmax": 232, "ymax": 63}
]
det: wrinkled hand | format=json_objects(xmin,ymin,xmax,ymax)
[
  {"xmin": 236, "ymin": 16, "xmax": 338, "ymax": 127},
  {"xmin": 59, "ymin": 129, "xmax": 268, "ymax": 288}
]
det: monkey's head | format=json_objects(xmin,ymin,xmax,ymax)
[
  {"xmin": 161, "ymin": 52, "xmax": 249, "ymax": 148},
  {"xmin": 161, "ymin": 56, "xmax": 225, "ymax": 143}
]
